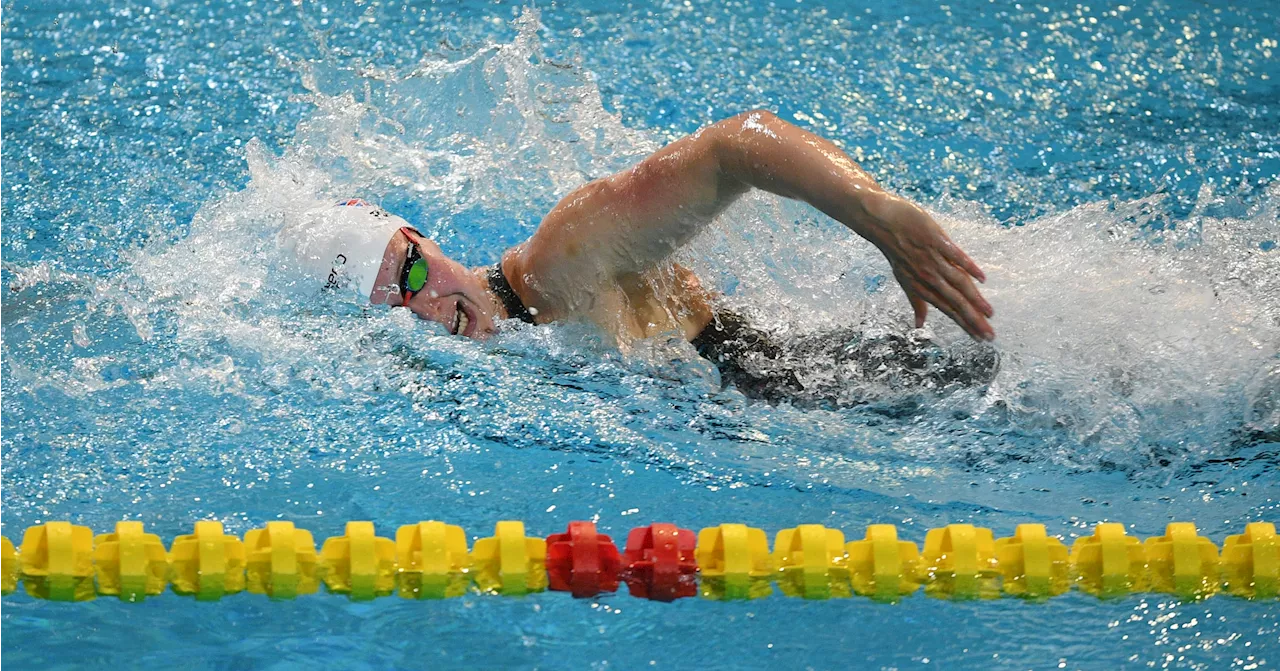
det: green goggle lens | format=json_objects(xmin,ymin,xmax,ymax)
[{"xmin": 407, "ymin": 258, "xmax": 429, "ymax": 293}]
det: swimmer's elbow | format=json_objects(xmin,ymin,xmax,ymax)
[
  {"xmin": 712, "ymin": 109, "xmax": 783, "ymax": 153},
  {"xmin": 728, "ymin": 108, "xmax": 782, "ymax": 128},
  {"xmin": 712, "ymin": 109, "xmax": 805, "ymax": 199},
  {"xmin": 708, "ymin": 110, "xmax": 775, "ymax": 178}
]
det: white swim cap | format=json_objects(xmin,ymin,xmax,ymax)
[{"xmin": 278, "ymin": 198, "xmax": 410, "ymax": 299}]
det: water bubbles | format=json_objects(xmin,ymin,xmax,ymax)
[
  {"xmin": 1244, "ymin": 364, "xmax": 1280, "ymax": 441},
  {"xmin": 144, "ymin": 53, "xmax": 165, "ymax": 79},
  {"xmin": 71, "ymin": 323, "xmax": 91, "ymax": 348}
]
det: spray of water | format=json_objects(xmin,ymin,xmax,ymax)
[{"xmin": 33, "ymin": 9, "xmax": 1280, "ymax": 481}]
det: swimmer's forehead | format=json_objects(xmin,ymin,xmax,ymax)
[{"xmin": 405, "ymin": 229, "xmax": 443, "ymax": 252}]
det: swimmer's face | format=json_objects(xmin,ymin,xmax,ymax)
[{"xmin": 370, "ymin": 229, "xmax": 499, "ymax": 339}]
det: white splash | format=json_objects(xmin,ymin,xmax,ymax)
[{"xmin": 112, "ymin": 8, "xmax": 1280, "ymax": 472}]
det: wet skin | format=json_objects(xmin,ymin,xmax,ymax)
[
  {"xmin": 369, "ymin": 110, "xmax": 994, "ymax": 344},
  {"xmin": 369, "ymin": 228, "xmax": 504, "ymax": 339}
]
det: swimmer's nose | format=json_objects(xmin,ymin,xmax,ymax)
[
  {"xmin": 406, "ymin": 293, "xmax": 457, "ymax": 330},
  {"xmin": 410, "ymin": 294, "xmax": 445, "ymax": 321}
]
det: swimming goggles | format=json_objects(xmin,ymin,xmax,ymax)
[{"xmin": 398, "ymin": 227, "xmax": 429, "ymax": 303}]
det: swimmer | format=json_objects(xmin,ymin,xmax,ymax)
[{"xmin": 282, "ymin": 111, "xmax": 996, "ymax": 399}]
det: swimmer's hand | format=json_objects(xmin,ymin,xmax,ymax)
[{"xmin": 859, "ymin": 194, "xmax": 995, "ymax": 341}]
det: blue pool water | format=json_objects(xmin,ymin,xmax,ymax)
[{"xmin": 3, "ymin": 0, "xmax": 1279, "ymax": 668}]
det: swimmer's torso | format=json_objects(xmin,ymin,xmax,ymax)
[
  {"xmin": 503, "ymin": 245, "xmax": 715, "ymax": 345},
  {"xmin": 608, "ymin": 264, "xmax": 716, "ymax": 343}
]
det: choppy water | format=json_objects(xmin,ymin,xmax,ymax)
[{"xmin": 2, "ymin": 1, "xmax": 1278, "ymax": 669}]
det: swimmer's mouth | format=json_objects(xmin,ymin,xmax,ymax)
[{"xmin": 452, "ymin": 300, "xmax": 472, "ymax": 337}]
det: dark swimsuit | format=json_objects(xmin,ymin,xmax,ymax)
[
  {"xmin": 489, "ymin": 264, "xmax": 998, "ymax": 406},
  {"xmin": 487, "ymin": 264, "xmax": 537, "ymax": 324},
  {"xmin": 691, "ymin": 308, "xmax": 1000, "ymax": 406}
]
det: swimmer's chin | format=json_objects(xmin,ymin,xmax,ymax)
[
  {"xmin": 464, "ymin": 320, "xmax": 498, "ymax": 340},
  {"xmin": 449, "ymin": 321, "xmax": 497, "ymax": 340}
]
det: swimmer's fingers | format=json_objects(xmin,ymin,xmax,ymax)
[
  {"xmin": 930, "ymin": 277, "xmax": 994, "ymax": 341},
  {"xmin": 936, "ymin": 254, "xmax": 994, "ymax": 319},
  {"xmin": 939, "ymin": 239, "xmax": 986, "ymax": 283},
  {"xmin": 904, "ymin": 269, "xmax": 994, "ymax": 341},
  {"xmin": 908, "ymin": 293, "xmax": 928, "ymax": 329}
]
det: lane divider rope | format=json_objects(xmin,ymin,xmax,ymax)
[{"xmin": 1, "ymin": 520, "xmax": 1275, "ymax": 603}]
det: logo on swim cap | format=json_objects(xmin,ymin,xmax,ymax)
[
  {"xmin": 323, "ymin": 253, "xmax": 349, "ymax": 291},
  {"xmin": 278, "ymin": 198, "xmax": 412, "ymax": 299}
]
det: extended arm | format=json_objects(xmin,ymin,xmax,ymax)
[{"xmin": 509, "ymin": 110, "xmax": 994, "ymax": 340}]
